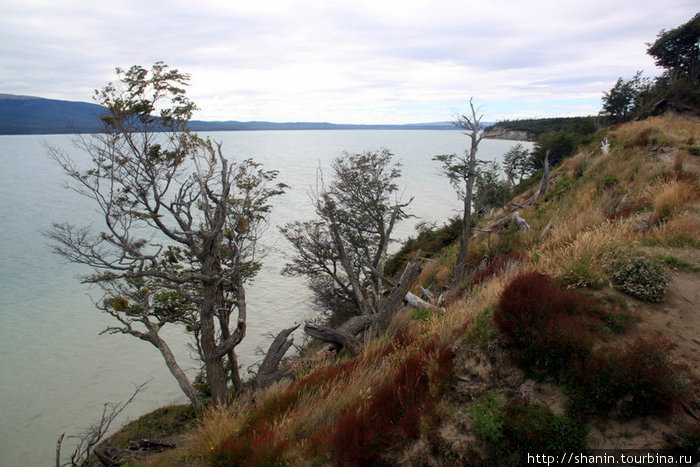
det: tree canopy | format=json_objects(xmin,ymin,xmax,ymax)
[
  {"xmin": 47, "ymin": 63, "xmax": 286, "ymax": 409},
  {"xmin": 281, "ymin": 149, "xmax": 411, "ymax": 317},
  {"xmin": 647, "ymin": 13, "xmax": 700, "ymax": 86}
]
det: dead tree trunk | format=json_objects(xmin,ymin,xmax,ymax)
[
  {"xmin": 304, "ymin": 322, "xmax": 363, "ymax": 355},
  {"xmin": 379, "ymin": 258, "xmax": 423, "ymax": 329},
  {"xmin": 310, "ymin": 315, "xmax": 376, "ymax": 355},
  {"xmin": 305, "ymin": 257, "xmax": 424, "ymax": 353},
  {"xmin": 526, "ymin": 150, "xmax": 550, "ymax": 205},
  {"xmin": 512, "ymin": 211, "xmax": 531, "ymax": 232},
  {"xmin": 252, "ymin": 324, "xmax": 300, "ymax": 390}
]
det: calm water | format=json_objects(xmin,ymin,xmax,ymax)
[{"xmin": 0, "ymin": 130, "xmax": 531, "ymax": 466}]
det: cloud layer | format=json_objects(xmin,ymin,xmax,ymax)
[{"xmin": 1, "ymin": 0, "xmax": 696, "ymax": 123}]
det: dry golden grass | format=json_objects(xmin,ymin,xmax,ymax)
[
  {"xmin": 414, "ymin": 259, "xmax": 451, "ymax": 291},
  {"xmin": 648, "ymin": 179, "xmax": 698, "ymax": 222},
  {"xmin": 644, "ymin": 214, "xmax": 700, "ymax": 248},
  {"xmin": 162, "ymin": 339, "xmax": 412, "ymax": 466},
  {"xmin": 172, "ymin": 398, "xmax": 256, "ymax": 466},
  {"xmin": 610, "ymin": 116, "xmax": 700, "ymax": 148},
  {"xmin": 538, "ymin": 220, "xmax": 637, "ymax": 288},
  {"xmin": 424, "ymin": 262, "xmax": 529, "ymax": 345},
  {"xmin": 541, "ymin": 182, "xmax": 608, "ymax": 250},
  {"xmin": 560, "ymin": 149, "xmax": 592, "ymax": 177}
]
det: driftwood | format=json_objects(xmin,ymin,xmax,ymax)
[
  {"xmin": 252, "ymin": 324, "xmax": 301, "ymax": 390},
  {"xmin": 405, "ymin": 291, "xmax": 441, "ymax": 312},
  {"xmin": 421, "ymin": 287, "xmax": 435, "ymax": 302}
]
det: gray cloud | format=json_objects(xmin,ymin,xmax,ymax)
[{"xmin": 0, "ymin": 0, "xmax": 697, "ymax": 123}]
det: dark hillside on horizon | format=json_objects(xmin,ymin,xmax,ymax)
[
  {"xmin": 0, "ymin": 94, "xmax": 107, "ymax": 134},
  {"xmin": 0, "ymin": 94, "xmax": 461, "ymax": 134}
]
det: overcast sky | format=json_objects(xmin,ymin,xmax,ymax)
[{"xmin": 1, "ymin": 1, "xmax": 697, "ymax": 123}]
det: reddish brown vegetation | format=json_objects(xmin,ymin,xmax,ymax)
[
  {"xmin": 496, "ymin": 272, "xmax": 692, "ymax": 419},
  {"xmin": 213, "ymin": 358, "xmax": 360, "ymax": 466},
  {"xmin": 661, "ymin": 168, "xmax": 698, "ymax": 184},
  {"xmin": 213, "ymin": 336, "xmax": 455, "ymax": 466},
  {"xmin": 329, "ymin": 341, "xmax": 455, "ymax": 466},
  {"xmin": 472, "ymin": 252, "xmax": 529, "ymax": 285},
  {"xmin": 494, "ymin": 272, "xmax": 602, "ymax": 374},
  {"xmin": 567, "ymin": 336, "xmax": 691, "ymax": 418},
  {"xmin": 626, "ymin": 128, "xmax": 658, "ymax": 148}
]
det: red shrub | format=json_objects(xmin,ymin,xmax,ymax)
[
  {"xmin": 214, "ymin": 357, "xmax": 361, "ymax": 465},
  {"xmin": 214, "ymin": 336, "xmax": 456, "ymax": 466},
  {"xmin": 495, "ymin": 272, "xmax": 560, "ymax": 342},
  {"xmin": 495, "ymin": 272, "xmax": 600, "ymax": 376},
  {"xmin": 215, "ymin": 428, "xmax": 289, "ymax": 467},
  {"xmin": 330, "ymin": 344, "xmax": 454, "ymax": 466},
  {"xmin": 661, "ymin": 169, "xmax": 698, "ymax": 184},
  {"xmin": 618, "ymin": 337, "xmax": 690, "ymax": 415}
]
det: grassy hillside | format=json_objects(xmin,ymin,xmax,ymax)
[{"xmin": 102, "ymin": 115, "xmax": 699, "ymax": 466}]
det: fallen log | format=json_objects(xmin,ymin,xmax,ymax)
[
  {"xmin": 405, "ymin": 291, "xmax": 441, "ymax": 312},
  {"xmin": 95, "ymin": 434, "xmax": 189, "ymax": 466},
  {"xmin": 310, "ymin": 314, "xmax": 377, "ymax": 355}
]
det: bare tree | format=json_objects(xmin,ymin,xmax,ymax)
[
  {"xmin": 433, "ymin": 98, "xmax": 484, "ymax": 282},
  {"xmin": 47, "ymin": 63, "xmax": 286, "ymax": 408},
  {"xmin": 281, "ymin": 149, "xmax": 412, "ymax": 317},
  {"xmin": 56, "ymin": 383, "xmax": 146, "ymax": 467}
]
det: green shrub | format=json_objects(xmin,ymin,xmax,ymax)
[
  {"xmin": 468, "ymin": 393, "xmax": 587, "ymax": 465},
  {"xmin": 495, "ymin": 272, "xmax": 600, "ymax": 377},
  {"xmin": 411, "ymin": 309, "xmax": 433, "ymax": 321},
  {"xmin": 610, "ymin": 254, "xmax": 669, "ymax": 302},
  {"xmin": 543, "ymin": 174, "xmax": 573, "ymax": 202},
  {"xmin": 465, "ymin": 307, "xmax": 498, "ymax": 353},
  {"xmin": 653, "ymin": 253, "xmax": 700, "ymax": 272},
  {"xmin": 468, "ymin": 392, "xmax": 506, "ymax": 445}
]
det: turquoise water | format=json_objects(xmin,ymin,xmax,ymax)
[{"xmin": 0, "ymin": 130, "xmax": 531, "ymax": 466}]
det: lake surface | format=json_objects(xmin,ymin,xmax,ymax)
[{"xmin": 0, "ymin": 130, "xmax": 531, "ymax": 466}]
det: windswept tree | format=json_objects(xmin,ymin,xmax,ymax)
[
  {"xmin": 281, "ymin": 149, "xmax": 411, "ymax": 317},
  {"xmin": 647, "ymin": 13, "xmax": 700, "ymax": 86},
  {"xmin": 502, "ymin": 143, "xmax": 531, "ymax": 187},
  {"xmin": 473, "ymin": 161, "xmax": 511, "ymax": 212},
  {"xmin": 47, "ymin": 63, "xmax": 286, "ymax": 409},
  {"xmin": 602, "ymin": 72, "xmax": 650, "ymax": 123},
  {"xmin": 433, "ymin": 98, "xmax": 483, "ymax": 282}
]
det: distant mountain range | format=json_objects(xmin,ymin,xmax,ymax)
[{"xmin": 0, "ymin": 94, "xmax": 460, "ymax": 135}]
